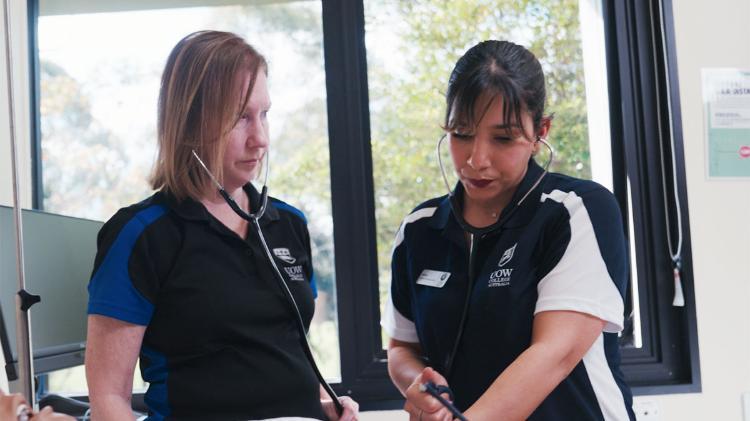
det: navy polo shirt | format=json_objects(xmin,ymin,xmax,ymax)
[
  {"xmin": 383, "ymin": 160, "xmax": 635, "ymax": 420},
  {"xmin": 87, "ymin": 184, "xmax": 325, "ymax": 420}
]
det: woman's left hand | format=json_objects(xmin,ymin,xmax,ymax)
[{"xmin": 321, "ymin": 395, "xmax": 359, "ymax": 421}]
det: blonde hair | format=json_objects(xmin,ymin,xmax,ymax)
[{"xmin": 150, "ymin": 30, "xmax": 267, "ymax": 201}]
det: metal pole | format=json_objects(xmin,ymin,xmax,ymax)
[{"xmin": 2, "ymin": 0, "xmax": 36, "ymax": 406}]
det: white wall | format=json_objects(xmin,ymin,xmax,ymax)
[
  {"xmin": 0, "ymin": 0, "xmax": 31, "ymax": 208},
  {"xmin": 640, "ymin": 0, "xmax": 750, "ymax": 420},
  {"xmin": 1, "ymin": 1, "xmax": 748, "ymax": 420}
]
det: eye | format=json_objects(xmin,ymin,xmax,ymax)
[
  {"xmin": 451, "ymin": 131, "xmax": 473, "ymax": 140},
  {"xmin": 492, "ymin": 136, "xmax": 513, "ymax": 143},
  {"xmin": 261, "ymin": 110, "xmax": 269, "ymax": 120}
]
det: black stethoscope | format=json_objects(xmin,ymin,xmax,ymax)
[
  {"xmin": 429, "ymin": 133, "xmax": 554, "ymax": 419},
  {"xmin": 191, "ymin": 150, "xmax": 344, "ymax": 417}
]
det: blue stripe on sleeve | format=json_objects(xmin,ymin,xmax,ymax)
[
  {"xmin": 87, "ymin": 205, "xmax": 166, "ymax": 326},
  {"xmin": 309, "ymin": 272, "xmax": 318, "ymax": 299},
  {"xmin": 272, "ymin": 200, "xmax": 308, "ymax": 223},
  {"xmin": 142, "ymin": 345, "xmax": 170, "ymax": 420}
]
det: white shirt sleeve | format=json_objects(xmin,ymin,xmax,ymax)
[
  {"xmin": 535, "ymin": 189, "xmax": 625, "ymax": 333},
  {"xmin": 381, "ymin": 292, "xmax": 419, "ymax": 343}
]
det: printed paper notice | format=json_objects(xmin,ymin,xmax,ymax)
[{"xmin": 702, "ymin": 68, "xmax": 750, "ymax": 178}]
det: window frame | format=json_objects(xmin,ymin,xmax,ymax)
[
  {"xmin": 604, "ymin": 0, "xmax": 701, "ymax": 394},
  {"xmin": 27, "ymin": 0, "xmax": 700, "ymax": 409}
]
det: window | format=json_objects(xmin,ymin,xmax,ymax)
[
  {"xmin": 364, "ymin": 0, "xmax": 621, "ymax": 346},
  {"xmin": 28, "ymin": 0, "xmax": 699, "ymax": 407},
  {"xmin": 32, "ymin": 0, "xmax": 339, "ymax": 392},
  {"xmin": 604, "ymin": 0, "xmax": 700, "ymax": 393}
]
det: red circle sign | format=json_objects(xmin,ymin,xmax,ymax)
[{"xmin": 740, "ymin": 145, "xmax": 750, "ymax": 158}]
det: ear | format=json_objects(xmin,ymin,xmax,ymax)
[{"xmin": 536, "ymin": 116, "xmax": 552, "ymax": 140}]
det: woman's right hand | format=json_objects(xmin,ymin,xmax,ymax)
[
  {"xmin": 403, "ymin": 367, "xmax": 454, "ymax": 421},
  {"xmin": 0, "ymin": 392, "xmax": 29, "ymax": 420},
  {"xmin": 32, "ymin": 406, "xmax": 76, "ymax": 420},
  {"xmin": 0, "ymin": 392, "xmax": 75, "ymax": 421}
]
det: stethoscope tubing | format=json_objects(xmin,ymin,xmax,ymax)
[
  {"xmin": 432, "ymin": 133, "xmax": 555, "ymax": 419},
  {"xmin": 191, "ymin": 151, "xmax": 343, "ymax": 416},
  {"xmin": 251, "ymin": 218, "xmax": 344, "ymax": 416}
]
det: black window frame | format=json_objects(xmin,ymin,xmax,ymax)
[
  {"xmin": 605, "ymin": 0, "xmax": 701, "ymax": 394},
  {"xmin": 28, "ymin": 0, "xmax": 699, "ymax": 409}
]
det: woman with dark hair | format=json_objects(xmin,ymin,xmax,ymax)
[
  {"xmin": 383, "ymin": 40, "xmax": 635, "ymax": 420},
  {"xmin": 85, "ymin": 31, "xmax": 358, "ymax": 420}
]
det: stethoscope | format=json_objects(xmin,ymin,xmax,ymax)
[
  {"xmin": 428, "ymin": 133, "xmax": 554, "ymax": 419},
  {"xmin": 190, "ymin": 150, "xmax": 344, "ymax": 417},
  {"xmin": 436, "ymin": 133, "xmax": 555, "ymax": 236}
]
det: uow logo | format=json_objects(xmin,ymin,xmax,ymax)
[{"xmin": 490, "ymin": 268, "xmax": 513, "ymax": 279}]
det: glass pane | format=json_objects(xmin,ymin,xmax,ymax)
[
  {"xmin": 39, "ymin": 0, "xmax": 340, "ymax": 392},
  {"xmin": 365, "ymin": 0, "xmax": 638, "ymax": 347}
]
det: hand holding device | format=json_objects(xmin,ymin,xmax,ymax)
[
  {"xmin": 404, "ymin": 367, "xmax": 464, "ymax": 421},
  {"xmin": 321, "ymin": 395, "xmax": 359, "ymax": 421},
  {"xmin": 419, "ymin": 382, "xmax": 467, "ymax": 421}
]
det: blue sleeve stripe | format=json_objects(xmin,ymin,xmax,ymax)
[
  {"xmin": 271, "ymin": 200, "xmax": 308, "ymax": 223},
  {"xmin": 142, "ymin": 345, "xmax": 170, "ymax": 418},
  {"xmin": 270, "ymin": 200, "xmax": 316, "ymax": 298},
  {"xmin": 309, "ymin": 272, "xmax": 318, "ymax": 299},
  {"xmin": 87, "ymin": 205, "xmax": 167, "ymax": 326}
]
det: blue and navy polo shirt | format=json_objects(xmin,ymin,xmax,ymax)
[
  {"xmin": 87, "ymin": 184, "xmax": 325, "ymax": 420},
  {"xmin": 382, "ymin": 159, "xmax": 636, "ymax": 420}
]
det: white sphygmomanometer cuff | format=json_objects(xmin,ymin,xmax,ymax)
[{"xmin": 381, "ymin": 293, "xmax": 419, "ymax": 343}]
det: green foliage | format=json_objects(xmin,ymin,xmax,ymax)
[
  {"xmin": 365, "ymin": 0, "xmax": 592, "ymax": 300},
  {"xmin": 39, "ymin": 1, "xmax": 591, "ymax": 377},
  {"xmin": 40, "ymin": 61, "xmax": 150, "ymax": 219}
]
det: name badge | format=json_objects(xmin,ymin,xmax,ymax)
[{"xmin": 416, "ymin": 269, "xmax": 451, "ymax": 288}]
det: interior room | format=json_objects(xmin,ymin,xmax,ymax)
[{"xmin": 0, "ymin": 0, "xmax": 748, "ymax": 420}]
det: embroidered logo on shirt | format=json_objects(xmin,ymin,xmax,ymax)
[
  {"xmin": 273, "ymin": 247, "xmax": 297, "ymax": 264},
  {"xmin": 488, "ymin": 243, "xmax": 517, "ymax": 287},
  {"xmin": 488, "ymin": 268, "xmax": 513, "ymax": 287},
  {"xmin": 284, "ymin": 265, "xmax": 306, "ymax": 281},
  {"xmin": 497, "ymin": 243, "xmax": 517, "ymax": 267}
]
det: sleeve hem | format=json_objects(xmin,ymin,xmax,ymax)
[
  {"xmin": 88, "ymin": 301, "xmax": 152, "ymax": 326},
  {"xmin": 381, "ymin": 322, "xmax": 420, "ymax": 343},
  {"xmin": 534, "ymin": 297, "xmax": 623, "ymax": 333}
]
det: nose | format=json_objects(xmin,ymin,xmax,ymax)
[
  {"xmin": 466, "ymin": 138, "xmax": 491, "ymax": 170},
  {"xmin": 246, "ymin": 116, "xmax": 269, "ymax": 149}
]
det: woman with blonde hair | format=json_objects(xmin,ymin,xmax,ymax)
[{"xmin": 85, "ymin": 30, "xmax": 358, "ymax": 420}]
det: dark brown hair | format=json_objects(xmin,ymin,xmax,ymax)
[{"xmin": 444, "ymin": 40, "xmax": 546, "ymax": 137}]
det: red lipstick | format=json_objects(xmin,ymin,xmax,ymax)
[{"xmin": 467, "ymin": 178, "xmax": 492, "ymax": 188}]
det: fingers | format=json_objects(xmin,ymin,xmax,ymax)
[
  {"xmin": 31, "ymin": 406, "xmax": 54, "ymax": 419},
  {"xmin": 403, "ymin": 367, "xmax": 456, "ymax": 421},
  {"xmin": 404, "ymin": 400, "xmax": 452, "ymax": 421},
  {"xmin": 337, "ymin": 396, "xmax": 359, "ymax": 421},
  {"xmin": 323, "ymin": 396, "xmax": 360, "ymax": 421},
  {"xmin": 403, "ymin": 400, "xmax": 419, "ymax": 421},
  {"xmin": 421, "ymin": 367, "xmax": 448, "ymax": 385},
  {"xmin": 320, "ymin": 399, "xmax": 338, "ymax": 420},
  {"xmin": 0, "ymin": 393, "xmax": 29, "ymax": 420},
  {"xmin": 405, "ymin": 368, "xmax": 452, "ymax": 413},
  {"xmin": 36, "ymin": 406, "xmax": 77, "ymax": 420}
]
